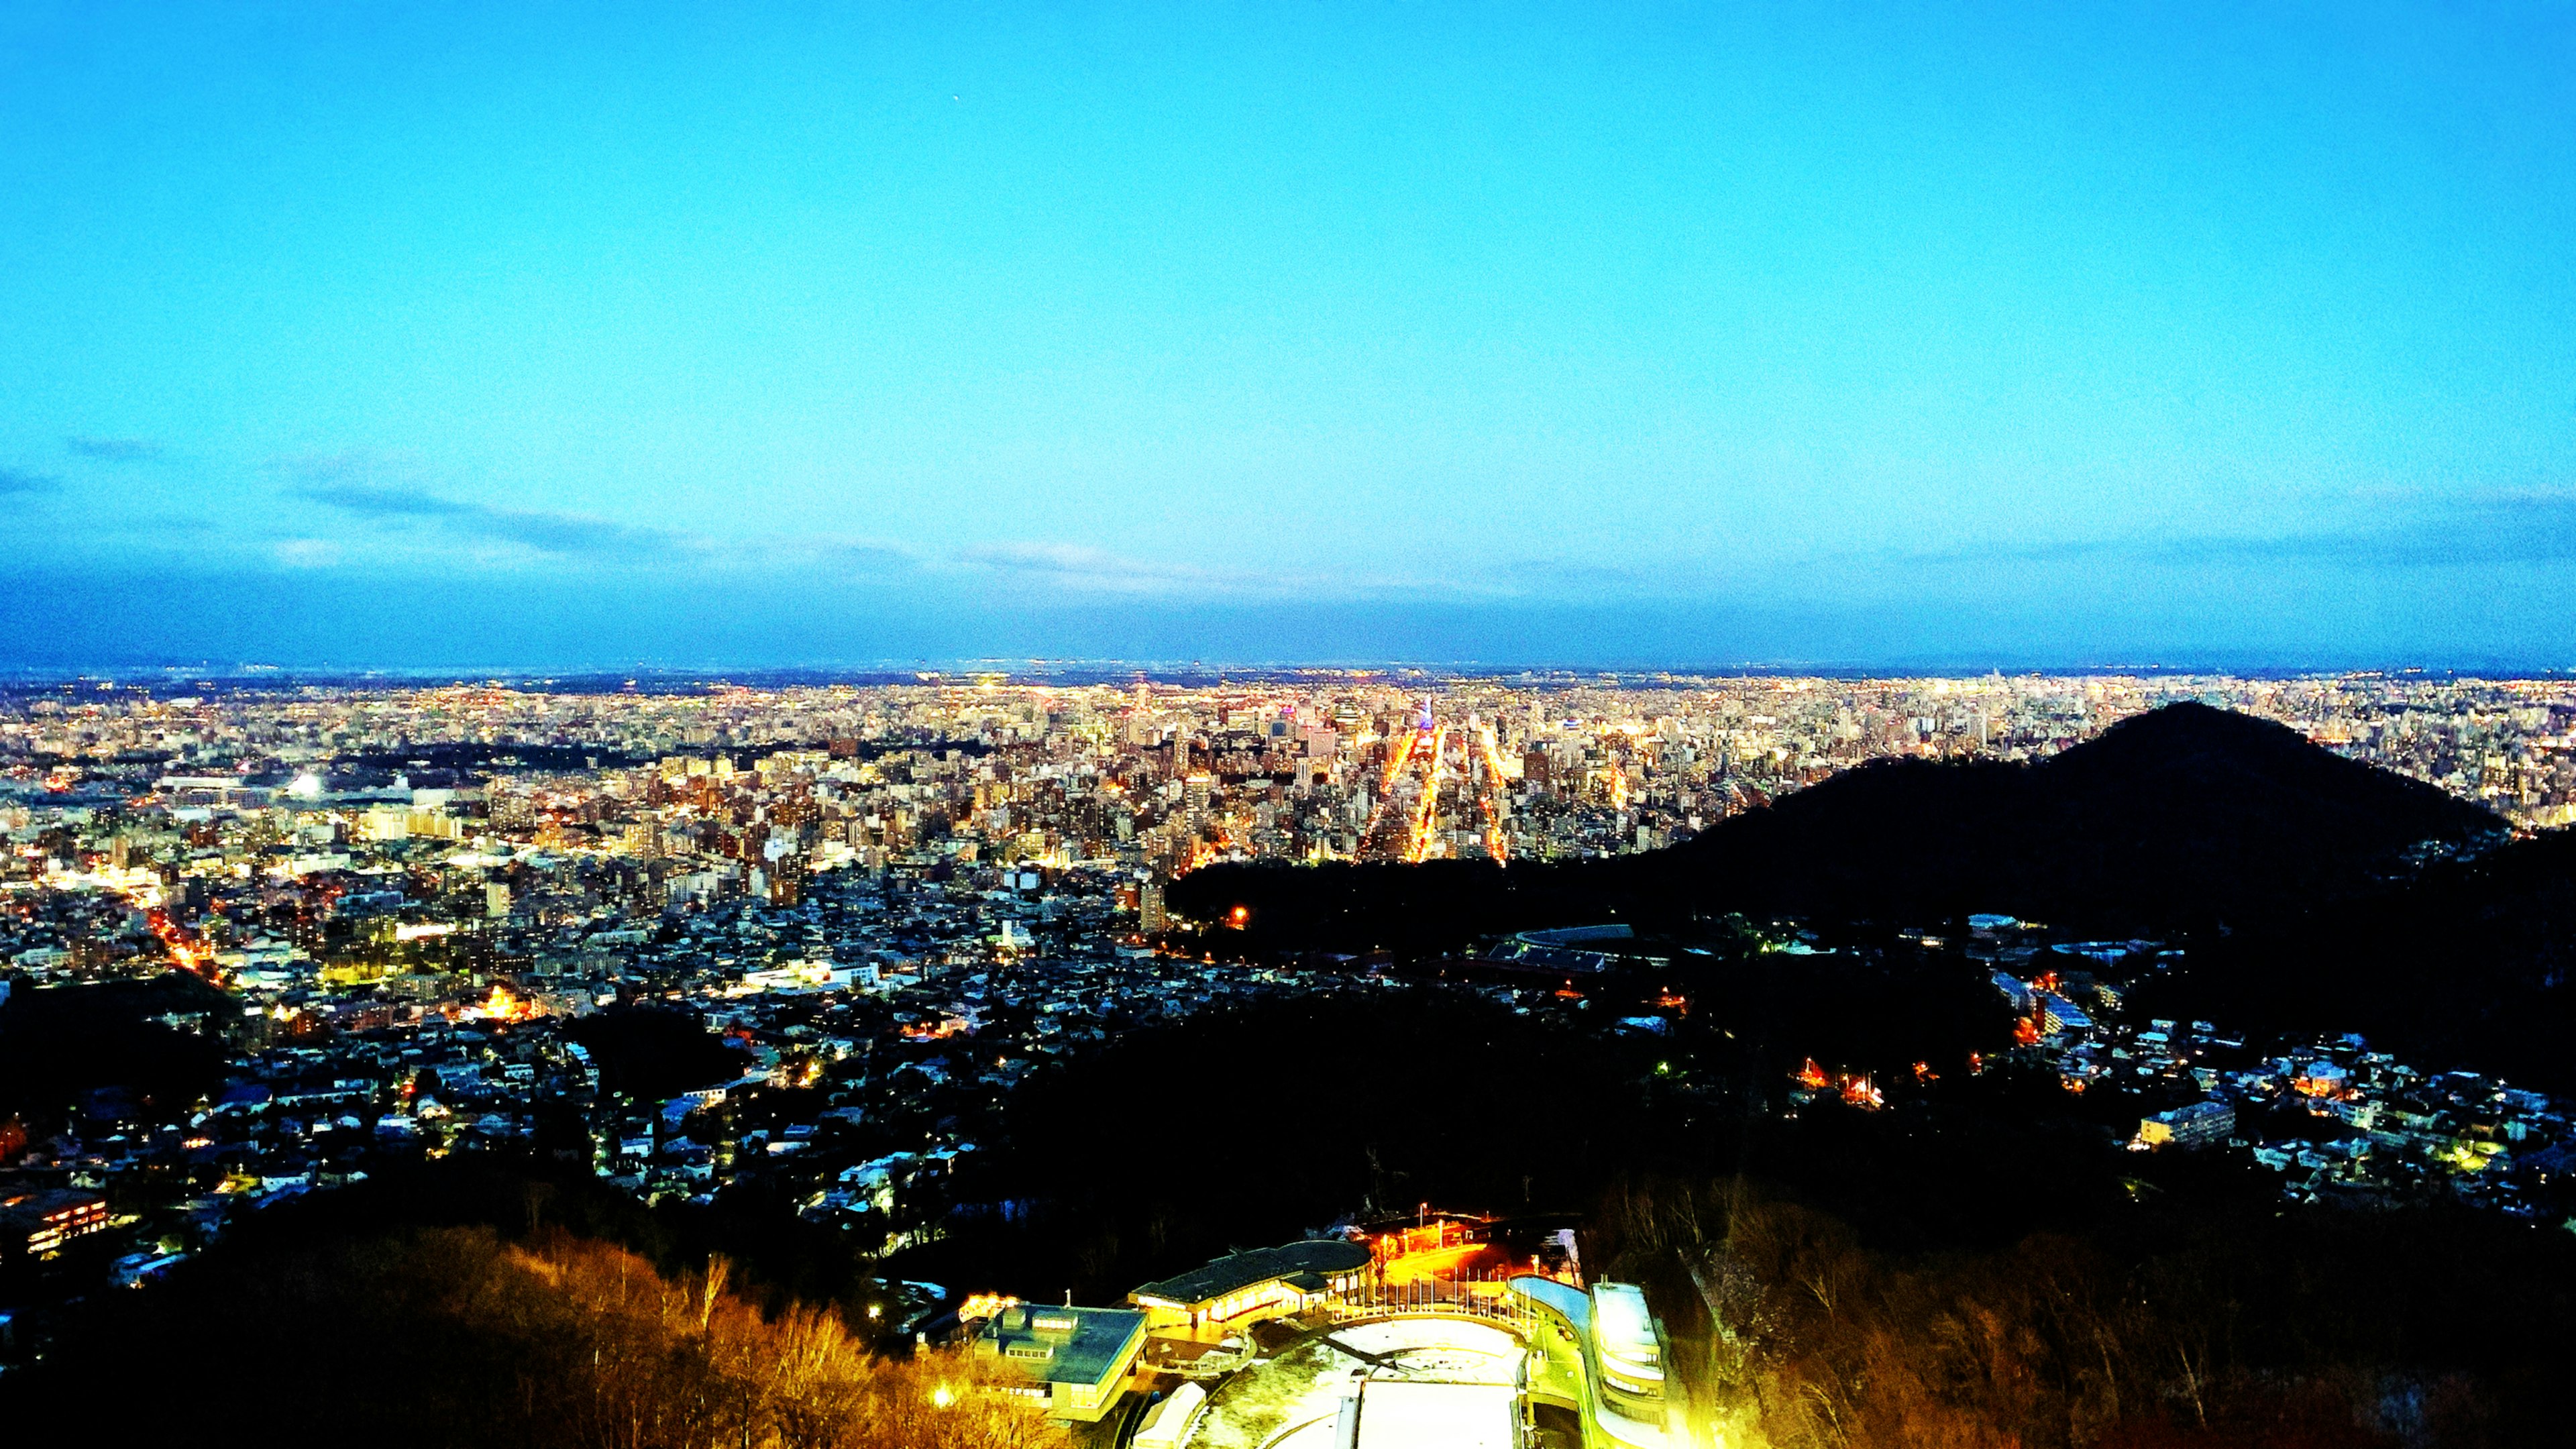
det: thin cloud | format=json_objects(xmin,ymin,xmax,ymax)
[
  {"xmin": 808, "ymin": 538, "xmax": 920, "ymax": 572},
  {"xmin": 955, "ymin": 540, "xmax": 1556, "ymax": 601},
  {"xmin": 1901, "ymin": 492, "xmax": 2576, "ymax": 573},
  {"xmin": 0, "ymin": 465, "xmax": 62, "ymax": 495},
  {"xmin": 66, "ymin": 435, "xmax": 163, "ymax": 462},
  {"xmin": 282, "ymin": 455, "xmax": 922, "ymax": 574},
  {"xmin": 298, "ymin": 480, "xmax": 480, "ymax": 520},
  {"xmin": 958, "ymin": 541, "xmax": 1222, "ymax": 591},
  {"xmin": 294, "ymin": 472, "xmax": 682, "ymax": 561},
  {"xmin": 272, "ymin": 539, "xmax": 342, "ymax": 569},
  {"xmin": 949, "ymin": 540, "xmax": 1385, "ymax": 597}
]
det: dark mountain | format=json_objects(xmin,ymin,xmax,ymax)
[
  {"xmin": 1671, "ymin": 700, "xmax": 2500, "ymax": 933},
  {"xmin": 561, "ymin": 1006, "xmax": 749, "ymax": 1099},
  {"xmin": 1174, "ymin": 702, "xmax": 2502, "ymax": 952},
  {"xmin": 0, "ymin": 971, "xmax": 236, "ymax": 1124},
  {"xmin": 2158, "ymin": 826, "xmax": 2576, "ymax": 1091}
]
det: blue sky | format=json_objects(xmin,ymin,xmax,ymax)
[{"xmin": 4, "ymin": 3, "xmax": 2573, "ymax": 668}]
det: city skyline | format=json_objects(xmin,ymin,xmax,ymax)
[
  {"xmin": 7, "ymin": 5, "xmax": 2575, "ymax": 666},
  {"xmin": 13, "ymin": 11, "xmax": 2576, "ymax": 1440}
]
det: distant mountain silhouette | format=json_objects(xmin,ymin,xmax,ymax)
[
  {"xmin": 2164, "ymin": 824, "xmax": 2576, "ymax": 1091},
  {"xmin": 1173, "ymin": 702, "xmax": 2502, "ymax": 951},
  {"xmin": 1666, "ymin": 700, "xmax": 2500, "ymax": 932}
]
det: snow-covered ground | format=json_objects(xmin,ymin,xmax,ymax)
[{"xmin": 1185, "ymin": 1316, "xmax": 1527, "ymax": 1449}]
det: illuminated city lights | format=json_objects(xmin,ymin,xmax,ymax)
[{"xmin": 6, "ymin": 669, "xmax": 2575, "ymax": 1439}]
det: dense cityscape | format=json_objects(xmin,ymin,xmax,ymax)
[
  {"xmin": 12, "ymin": 5, "xmax": 2574, "ymax": 1443},
  {"xmin": 8, "ymin": 669, "xmax": 2576, "ymax": 1438}
]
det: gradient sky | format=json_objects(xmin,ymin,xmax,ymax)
[{"xmin": 4, "ymin": 3, "xmax": 2574, "ymax": 668}]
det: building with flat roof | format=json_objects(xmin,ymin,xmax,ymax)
[
  {"xmin": 2137, "ymin": 1097, "xmax": 2235, "ymax": 1150},
  {"xmin": 971, "ymin": 1302, "xmax": 1148, "ymax": 1423},
  {"xmin": 2035, "ymin": 991, "xmax": 2093, "ymax": 1036},
  {"xmin": 1128, "ymin": 1238, "xmax": 1372, "ymax": 1330}
]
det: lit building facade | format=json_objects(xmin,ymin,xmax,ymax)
[{"xmin": 1128, "ymin": 1239, "xmax": 1373, "ymax": 1331}]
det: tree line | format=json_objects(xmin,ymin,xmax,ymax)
[
  {"xmin": 1590, "ymin": 1175, "xmax": 2574, "ymax": 1448},
  {"xmin": 21, "ymin": 1224, "xmax": 1059, "ymax": 1449}
]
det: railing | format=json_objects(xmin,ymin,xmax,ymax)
[{"xmin": 1322, "ymin": 1271, "xmax": 1550, "ymax": 1332}]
